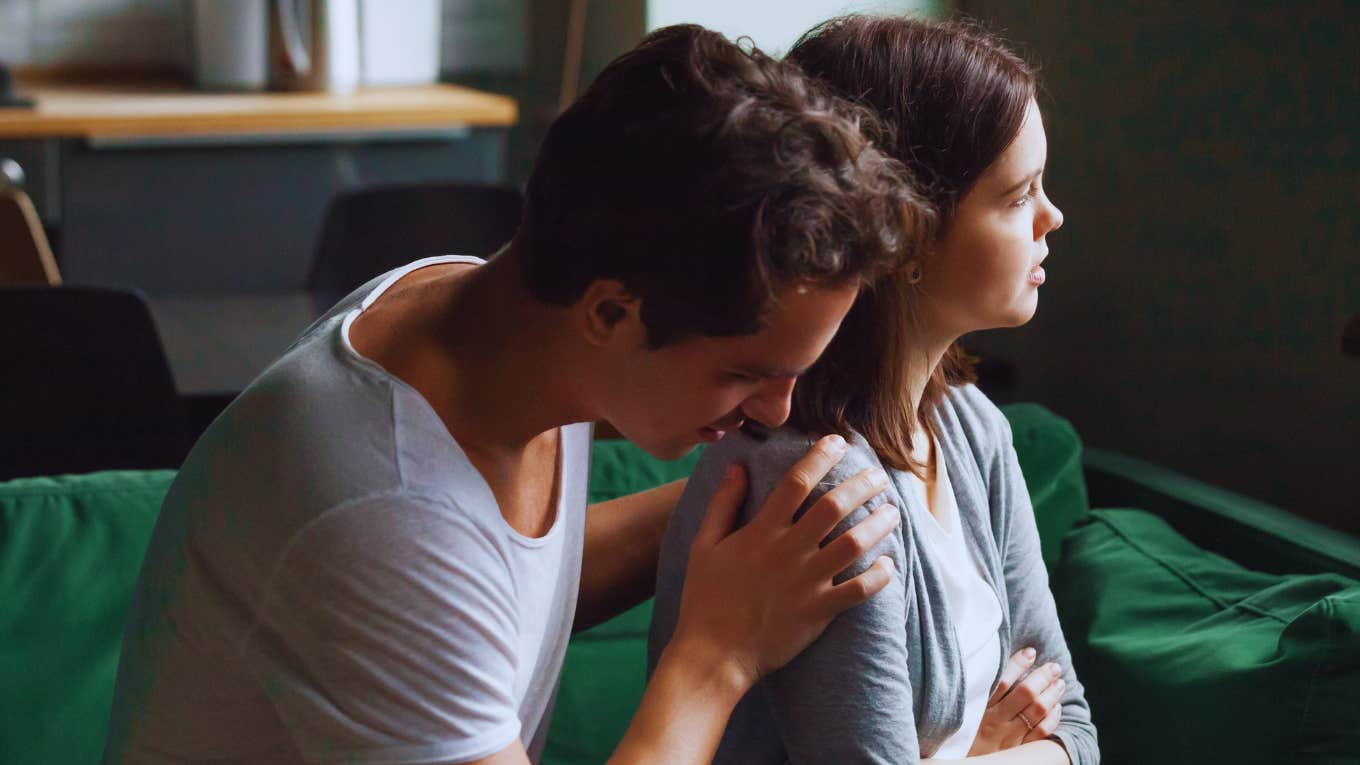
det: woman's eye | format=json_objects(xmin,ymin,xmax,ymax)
[{"xmin": 1011, "ymin": 187, "xmax": 1038, "ymax": 208}]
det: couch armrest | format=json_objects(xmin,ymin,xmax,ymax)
[{"xmin": 1082, "ymin": 448, "xmax": 1360, "ymax": 579}]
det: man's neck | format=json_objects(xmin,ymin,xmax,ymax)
[{"xmin": 402, "ymin": 246, "xmax": 597, "ymax": 459}]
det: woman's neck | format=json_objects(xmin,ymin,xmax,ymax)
[{"xmin": 903, "ymin": 326, "xmax": 959, "ymax": 428}]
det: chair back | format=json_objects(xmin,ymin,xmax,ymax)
[
  {"xmin": 0, "ymin": 286, "xmax": 190, "ymax": 480},
  {"xmin": 307, "ymin": 182, "xmax": 521, "ymax": 297},
  {"xmin": 0, "ymin": 188, "xmax": 61, "ymax": 285}
]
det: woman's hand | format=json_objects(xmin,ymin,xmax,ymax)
[
  {"xmin": 665, "ymin": 434, "xmax": 900, "ymax": 692},
  {"xmin": 968, "ymin": 648, "xmax": 1066, "ymax": 756}
]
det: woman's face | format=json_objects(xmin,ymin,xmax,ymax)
[{"xmin": 920, "ymin": 99, "xmax": 1064, "ymax": 337}]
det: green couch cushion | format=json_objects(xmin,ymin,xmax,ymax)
[
  {"xmin": 1053, "ymin": 508, "xmax": 1360, "ymax": 764},
  {"xmin": 1001, "ymin": 402, "xmax": 1089, "ymax": 571},
  {"xmin": 0, "ymin": 470, "xmax": 175, "ymax": 765}
]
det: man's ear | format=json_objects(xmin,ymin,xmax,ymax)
[{"xmin": 577, "ymin": 279, "xmax": 643, "ymax": 347}]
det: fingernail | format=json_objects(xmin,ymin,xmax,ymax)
[
  {"xmin": 878, "ymin": 555, "xmax": 895, "ymax": 571},
  {"xmin": 870, "ymin": 468, "xmax": 889, "ymax": 486},
  {"xmin": 1047, "ymin": 663, "xmax": 1061, "ymax": 675},
  {"xmin": 826, "ymin": 434, "xmax": 847, "ymax": 452},
  {"xmin": 1023, "ymin": 647, "xmax": 1037, "ymax": 660}
]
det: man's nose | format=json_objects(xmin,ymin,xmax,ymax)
[{"xmin": 742, "ymin": 377, "xmax": 797, "ymax": 429}]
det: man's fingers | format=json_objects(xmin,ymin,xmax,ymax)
[
  {"xmin": 795, "ymin": 467, "xmax": 890, "ymax": 543},
  {"xmin": 756, "ymin": 435, "xmax": 848, "ymax": 526},
  {"xmin": 989, "ymin": 647, "xmax": 1037, "ymax": 705},
  {"xmin": 693, "ymin": 463, "xmax": 747, "ymax": 550},
  {"xmin": 811, "ymin": 503, "xmax": 900, "ymax": 579},
  {"xmin": 820, "ymin": 555, "xmax": 895, "ymax": 616}
]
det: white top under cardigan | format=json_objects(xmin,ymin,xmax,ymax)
[{"xmin": 901, "ymin": 453, "xmax": 1003, "ymax": 758}]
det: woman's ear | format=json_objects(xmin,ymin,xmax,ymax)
[{"xmin": 577, "ymin": 279, "xmax": 643, "ymax": 347}]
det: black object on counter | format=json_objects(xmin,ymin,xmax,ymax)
[{"xmin": 0, "ymin": 63, "xmax": 34, "ymax": 109}]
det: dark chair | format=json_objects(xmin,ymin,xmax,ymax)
[
  {"xmin": 307, "ymin": 182, "xmax": 522, "ymax": 298},
  {"xmin": 0, "ymin": 286, "xmax": 191, "ymax": 480}
]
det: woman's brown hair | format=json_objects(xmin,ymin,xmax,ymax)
[{"xmin": 785, "ymin": 15, "xmax": 1036, "ymax": 475}]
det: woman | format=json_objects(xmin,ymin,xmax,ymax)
[{"xmin": 649, "ymin": 15, "xmax": 1098, "ymax": 765}]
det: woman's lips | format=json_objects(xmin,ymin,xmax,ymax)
[{"xmin": 1028, "ymin": 265, "xmax": 1046, "ymax": 285}]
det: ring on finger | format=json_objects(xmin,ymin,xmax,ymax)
[{"xmin": 1017, "ymin": 711, "xmax": 1035, "ymax": 731}]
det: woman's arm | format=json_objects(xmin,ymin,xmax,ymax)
[
  {"xmin": 758, "ymin": 484, "xmax": 916, "ymax": 765},
  {"xmin": 615, "ymin": 434, "xmax": 899, "ymax": 765},
  {"xmin": 652, "ymin": 429, "xmax": 920, "ymax": 764},
  {"xmin": 986, "ymin": 408, "xmax": 1099, "ymax": 765}
]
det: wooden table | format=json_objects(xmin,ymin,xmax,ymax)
[
  {"xmin": 0, "ymin": 70, "xmax": 517, "ymax": 140},
  {"xmin": 148, "ymin": 292, "xmax": 331, "ymax": 396}
]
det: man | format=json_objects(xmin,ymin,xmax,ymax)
[{"xmin": 105, "ymin": 24, "xmax": 921, "ymax": 765}]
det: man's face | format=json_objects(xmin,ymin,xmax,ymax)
[{"xmin": 605, "ymin": 282, "xmax": 860, "ymax": 460}]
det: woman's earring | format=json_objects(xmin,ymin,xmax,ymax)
[{"xmin": 906, "ymin": 262, "xmax": 923, "ymax": 284}]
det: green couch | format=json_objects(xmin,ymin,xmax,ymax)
[{"xmin": 3, "ymin": 404, "xmax": 1357, "ymax": 764}]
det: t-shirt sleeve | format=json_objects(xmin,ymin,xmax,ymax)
[{"xmin": 239, "ymin": 493, "xmax": 523, "ymax": 765}]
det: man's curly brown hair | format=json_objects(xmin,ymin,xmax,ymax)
[{"xmin": 518, "ymin": 24, "xmax": 931, "ymax": 347}]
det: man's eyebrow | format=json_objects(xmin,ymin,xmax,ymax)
[{"xmin": 1000, "ymin": 168, "xmax": 1043, "ymax": 197}]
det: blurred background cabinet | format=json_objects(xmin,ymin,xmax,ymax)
[
  {"xmin": 0, "ymin": 86, "xmax": 511, "ymax": 294},
  {"xmin": 50, "ymin": 129, "xmax": 506, "ymax": 293}
]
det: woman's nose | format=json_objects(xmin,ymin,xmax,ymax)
[{"xmin": 1041, "ymin": 194, "xmax": 1064, "ymax": 236}]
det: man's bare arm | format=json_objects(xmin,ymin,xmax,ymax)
[{"xmin": 575, "ymin": 479, "xmax": 687, "ymax": 632}]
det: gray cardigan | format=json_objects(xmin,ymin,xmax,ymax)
[{"xmin": 647, "ymin": 384, "xmax": 1099, "ymax": 764}]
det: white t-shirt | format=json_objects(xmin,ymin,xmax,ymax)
[
  {"xmin": 901, "ymin": 452, "xmax": 1004, "ymax": 759},
  {"xmin": 104, "ymin": 256, "xmax": 591, "ymax": 765}
]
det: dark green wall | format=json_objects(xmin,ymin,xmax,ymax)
[{"xmin": 961, "ymin": 1, "xmax": 1359, "ymax": 532}]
